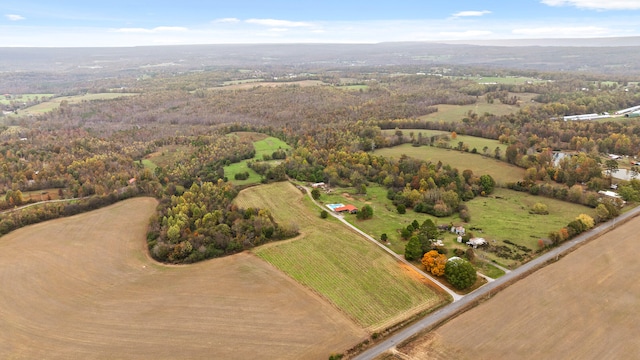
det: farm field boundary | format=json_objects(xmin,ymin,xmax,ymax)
[
  {"xmin": 236, "ymin": 182, "xmax": 448, "ymax": 331},
  {"xmin": 0, "ymin": 197, "xmax": 364, "ymax": 360},
  {"xmin": 352, "ymin": 204, "xmax": 640, "ymax": 360}
]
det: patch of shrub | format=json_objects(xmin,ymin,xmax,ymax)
[
  {"xmin": 396, "ymin": 204, "xmax": 406, "ymax": 214},
  {"xmin": 530, "ymin": 202, "xmax": 548, "ymax": 215}
]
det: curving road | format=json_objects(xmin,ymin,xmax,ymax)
[{"xmin": 352, "ymin": 205, "xmax": 640, "ymax": 360}]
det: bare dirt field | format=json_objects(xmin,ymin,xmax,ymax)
[
  {"xmin": 0, "ymin": 197, "xmax": 366, "ymax": 360},
  {"xmin": 396, "ymin": 216, "xmax": 640, "ymax": 359}
]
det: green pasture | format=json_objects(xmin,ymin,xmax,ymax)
[
  {"xmin": 223, "ymin": 162, "xmax": 261, "ymax": 185},
  {"xmin": 447, "ymin": 75, "xmax": 546, "ymax": 85},
  {"xmin": 18, "ymin": 93, "xmax": 138, "ymax": 116},
  {"xmin": 418, "ymin": 93, "xmax": 538, "ymax": 122},
  {"xmin": 316, "ymin": 184, "xmax": 446, "ymax": 255},
  {"xmin": 221, "ymin": 78, "xmax": 263, "ymax": 86},
  {"xmin": 224, "ymin": 134, "xmax": 291, "ymax": 186},
  {"xmin": 318, "ymin": 184, "xmax": 595, "ymax": 270},
  {"xmin": 253, "ymin": 136, "xmax": 290, "ymax": 158},
  {"xmin": 474, "ymin": 76, "xmax": 546, "ymax": 84},
  {"xmin": 0, "ymin": 93, "xmax": 54, "ymax": 105},
  {"xmin": 381, "ymin": 129, "xmax": 508, "ymax": 155},
  {"xmin": 461, "ymin": 188, "xmax": 597, "ymax": 268},
  {"xmin": 141, "ymin": 159, "xmax": 157, "ymax": 172},
  {"xmin": 374, "ymin": 143, "xmax": 524, "ymax": 185},
  {"xmin": 237, "ymin": 182, "xmax": 447, "ymax": 330},
  {"xmin": 143, "ymin": 145, "xmax": 193, "ymax": 169},
  {"xmin": 336, "ymin": 84, "xmax": 369, "ymax": 91}
]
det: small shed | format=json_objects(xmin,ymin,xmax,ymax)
[
  {"xmin": 451, "ymin": 226, "xmax": 465, "ymax": 236},
  {"xmin": 466, "ymin": 237, "xmax": 487, "ymax": 248}
]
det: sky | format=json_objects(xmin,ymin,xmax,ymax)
[{"xmin": 2, "ymin": 0, "xmax": 640, "ymax": 47}]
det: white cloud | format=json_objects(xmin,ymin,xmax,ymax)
[
  {"xmin": 2, "ymin": 17, "xmax": 638, "ymax": 47},
  {"xmin": 541, "ymin": 0, "xmax": 640, "ymax": 10},
  {"xmin": 214, "ymin": 18, "xmax": 240, "ymax": 23},
  {"xmin": 113, "ymin": 26, "xmax": 188, "ymax": 33},
  {"xmin": 512, "ymin": 26, "xmax": 610, "ymax": 37},
  {"xmin": 452, "ymin": 10, "xmax": 491, "ymax": 17},
  {"xmin": 5, "ymin": 14, "xmax": 25, "ymax": 21},
  {"xmin": 245, "ymin": 18, "xmax": 313, "ymax": 27}
]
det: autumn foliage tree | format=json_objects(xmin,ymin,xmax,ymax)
[{"xmin": 422, "ymin": 250, "xmax": 447, "ymax": 276}]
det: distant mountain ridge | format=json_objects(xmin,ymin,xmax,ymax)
[
  {"xmin": 1, "ymin": 37, "xmax": 640, "ymax": 79},
  {"xmin": 436, "ymin": 36, "xmax": 640, "ymax": 47}
]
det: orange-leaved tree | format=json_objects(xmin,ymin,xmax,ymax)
[{"xmin": 422, "ymin": 250, "xmax": 447, "ymax": 276}]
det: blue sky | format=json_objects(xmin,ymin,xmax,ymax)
[{"xmin": 2, "ymin": 0, "xmax": 640, "ymax": 46}]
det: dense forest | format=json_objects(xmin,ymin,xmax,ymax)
[{"xmin": 1, "ymin": 50, "xmax": 639, "ymax": 262}]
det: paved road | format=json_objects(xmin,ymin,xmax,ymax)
[
  {"xmin": 352, "ymin": 205, "xmax": 640, "ymax": 360},
  {"xmin": 303, "ymin": 185, "xmax": 462, "ymax": 301}
]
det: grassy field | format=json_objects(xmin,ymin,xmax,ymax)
[
  {"xmin": 315, "ymin": 185, "xmax": 594, "ymax": 269},
  {"xmin": 235, "ymin": 182, "xmax": 448, "ymax": 331},
  {"xmin": 224, "ymin": 133, "xmax": 291, "ymax": 186},
  {"xmin": 418, "ymin": 93, "xmax": 538, "ymax": 122},
  {"xmin": 374, "ymin": 143, "xmax": 524, "ymax": 185},
  {"xmin": 381, "ymin": 129, "xmax": 508, "ymax": 155},
  {"xmin": 17, "ymin": 93, "xmax": 138, "ymax": 116},
  {"xmin": 399, "ymin": 216, "xmax": 640, "ymax": 359},
  {"xmin": 141, "ymin": 133, "xmax": 291, "ymax": 186},
  {"xmin": 143, "ymin": 145, "xmax": 193, "ymax": 170},
  {"xmin": 463, "ymin": 188, "xmax": 596, "ymax": 267},
  {"xmin": 336, "ymin": 84, "xmax": 369, "ymax": 91},
  {"xmin": 473, "ymin": 76, "xmax": 546, "ymax": 84},
  {"xmin": 0, "ymin": 93, "xmax": 54, "ymax": 105},
  {"xmin": 314, "ymin": 184, "xmax": 418, "ymax": 255},
  {"xmin": 223, "ymin": 161, "xmax": 263, "ymax": 185},
  {"xmin": 141, "ymin": 159, "xmax": 157, "ymax": 172},
  {"xmin": 221, "ymin": 78, "xmax": 264, "ymax": 86},
  {"xmin": 0, "ymin": 197, "xmax": 365, "ymax": 359}
]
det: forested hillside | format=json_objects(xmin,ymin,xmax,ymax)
[{"xmin": 2, "ymin": 48, "xmax": 639, "ymax": 262}]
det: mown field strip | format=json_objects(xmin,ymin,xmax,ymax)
[{"xmin": 237, "ymin": 182, "xmax": 447, "ymax": 330}]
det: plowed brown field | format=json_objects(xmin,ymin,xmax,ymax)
[
  {"xmin": 398, "ymin": 216, "xmax": 640, "ymax": 359},
  {"xmin": 0, "ymin": 197, "xmax": 365, "ymax": 360}
]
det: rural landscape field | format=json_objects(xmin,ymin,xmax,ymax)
[
  {"xmin": 236, "ymin": 182, "xmax": 448, "ymax": 331},
  {"xmin": 396, "ymin": 216, "xmax": 640, "ymax": 359},
  {"xmin": 3, "ymin": 2, "xmax": 640, "ymax": 358},
  {"xmin": 0, "ymin": 198, "xmax": 365, "ymax": 359}
]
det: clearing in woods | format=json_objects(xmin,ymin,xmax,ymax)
[
  {"xmin": 397, "ymin": 216, "xmax": 640, "ymax": 359},
  {"xmin": 16, "ymin": 93, "xmax": 138, "ymax": 116},
  {"xmin": 235, "ymin": 182, "xmax": 448, "ymax": 331},
  {"xmin": 0, "ymin": 197, "xmax": 365, "ymax": 360},
  {"xmin": 374, "ymin": 143, "xmax": 525, "ymax": 184}
]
